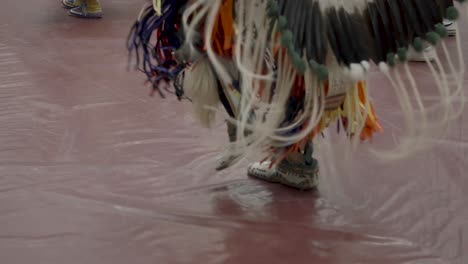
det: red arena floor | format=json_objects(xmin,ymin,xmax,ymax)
[{"xmin": 0, "ymin": 1, "xmax": 467, "ymax": 263}]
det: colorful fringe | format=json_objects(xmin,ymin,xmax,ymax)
[{"xmin": 128, "ymin": 0, "xmax": 466, "ymax": 164}]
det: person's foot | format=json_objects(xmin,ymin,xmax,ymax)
[
  {"xmin": 407, "ymin": 45, "xmax": 436, "ymax": 62},
  {"xmin": 276, "ymin": 159, "xmax": 319, "ymax": 190},
  {"xmin": 215, "ymin": 146, "xmax": 242, "ymax": 171},
  {"xmin": 69, "ymin": 1, "xmax": 103, "ymax": 19},
  {"xmin": 444, "ymin": 19, "xmax": 457, "ymax": 36},
  {"xmin": 247, "ymin": 160, "xmax": 319, "ymax": 190},
  {"xmin": 62, "ymin": 0, "xmax": 81, "ymax": 9}
]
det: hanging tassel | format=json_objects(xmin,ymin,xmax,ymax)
[
  {"xmin": 211, "ymin": 0, "xmax": 235, "ymax": 56},
  {"xmin": 128, "ymin": 1, "xmax": 188, "ymax": 98},
  {"xmin": 183, "ymin": 57, "xmax": 220, "ymax": 128}
]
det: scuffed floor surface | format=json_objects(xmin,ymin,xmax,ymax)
[{"xmin": 0, "ymin": 1, "xmax": 467, "ymax": 263}]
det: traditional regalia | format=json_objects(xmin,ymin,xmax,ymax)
[{"xmin": 128, "ymin": 0, "xmax": 467, "ymax": 190}]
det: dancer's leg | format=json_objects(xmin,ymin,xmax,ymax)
[{"xmin": 215, "ymin": 122, "xmax": 241, "ymax": 171}]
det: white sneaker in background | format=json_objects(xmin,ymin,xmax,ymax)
[
  {"xmin": 407, "ymin": 46, "xmax": 436, "ymax": 62},
  {"xmin": 444, "ymin": 19, "xmax": 457, "ymax": 36}
]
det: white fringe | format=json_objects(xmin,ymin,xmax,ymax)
[
  {"xmin": 183, "ymin": 57, "xmax": 220, "ymax": 128},
  {"xmin": 371, "ymin": 33, "xmax": 466, "ymax": 160},
  {"xmin": 180, "ymin": 0, "xmax": 466, "ymax": 163}
]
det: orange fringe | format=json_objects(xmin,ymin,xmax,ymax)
[
  {"xmin": 281, "ymin": 81, "xmax": 383, "ymax": 154},
  {"xmin": 208, "ymin": 12, "xmax": 383, "ymax": 150},
  {"xmin": 210, "ymin": 0, "xmax": 234, "ymax": 56},
  {"xmin": 357, "ymin": 82, "xmax": 384, "ymax": 141}
]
